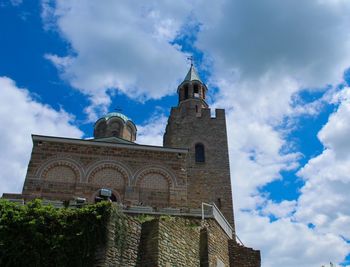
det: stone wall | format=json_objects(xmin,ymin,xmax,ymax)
[
  {"xmin": 95, "ymin": 213, "xmax": 260, "ymax": 267},
  {"xmin": 157, "ymin": 217, "xmax": 201, "ymax": 266},
  {"xmin": 22, "ymin": 135, "xmax": 188, "ymax": 208},
  {"xmin": 206, "ymin": 219, "xmax": 230, "ymax": 266},
  {"xmin": 228, "ymin": 240, "xmax": 261, "ymax": 267},
  {"xmin": 137, "ymin": 219, "xmax": 159, "ymax": 266},
  {"xmin": 95, "ymin": 209, "xmax": 142, "ymax": 267},
  {"xmin": 94, "ymin": 211, "xmax": 260, "ymax": 267}
]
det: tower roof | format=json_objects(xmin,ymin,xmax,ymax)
[{"xmin": 183, "ymin": 64, "xmax": 202, "ymax": 83}]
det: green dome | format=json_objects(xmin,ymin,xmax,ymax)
[
  {"xmin": 102, "ymin": 112, "xmax": 131, "ymax": 123},
  {"xmin": 94, "ymin": 111, "xmax": 137, "ymax": 141}
]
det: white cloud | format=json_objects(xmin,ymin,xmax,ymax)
[
  {"xmin": 296, "ymin": 88, "xmax": 350, "ymax": 240},
  {"xmin": 318, "ymin": 89, "xmax": 350, "ymax": 159},
  {"xmin": 262, "ymin": 200, "xmax": 297, "ymax": 219},
  {"xmin": 224, "ymin": 87, "xmax": 350, "ymax": 266},
  {"xmin": 237, "ymin": 211, "xmax": 350, "ymax": 267},
  {"xmin": 0, "ymin": 77, "xmax": 83, "ymax": 196},
  {"xmin": 136, "ymin": 112, "xmax": 167, "ymax": 146},
  {"xmin": 195, "ymin": 0, "xmax": 350, "ymax": 88},
  {"xmin": 42, "ymin": 0, "xmax": 193, "ymax": 120},
  {"xmin": 213, "ymin": 75, "xmax": 302, "ymax": 212}
]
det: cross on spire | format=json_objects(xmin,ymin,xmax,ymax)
[{"xmin": 187, "ymin": 56, "xmax": 194, "ymax": 66}]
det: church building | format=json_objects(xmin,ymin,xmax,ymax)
[{"xmin": 2, "ymin": 64, "xmax": 261, "ymax": 267}]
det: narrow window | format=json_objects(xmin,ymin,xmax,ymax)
[
  {"xmin": 184, "ymin": 85, "xmax": 189, "ymax": 99},
  {"xmin": 194, "ymin": 84, "xmax": 199, "ymax": 98},
  {"xmin": 217, "ymin": 198, "xmax": 222, "ymax": 209},
  {"xmin": 195, "ymin": 143, "xmax": 205, "ymax": 162},
  {"xmin": 195, "ymin": 105, "xmax": 198, "ymax": 113}
]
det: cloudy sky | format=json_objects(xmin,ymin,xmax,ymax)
[{"xmin": 1, "ymin": 0, "xmax": 350, "ymax": 266}]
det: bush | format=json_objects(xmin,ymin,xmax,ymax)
[{"xmin": 0, "ymin": 199, "xmax": 111, "ymax": 267}]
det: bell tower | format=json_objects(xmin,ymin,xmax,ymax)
[
  {"xmin": 177, "ymin": 63, "xmax": 208, "ymax": 108},
  {"xmin": 164, "ymin": 64, "xmax": 235, "ymax": 229}
]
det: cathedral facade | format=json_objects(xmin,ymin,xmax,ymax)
[
  {"xmin": 3, "ymin": 65, "xmax": 260, "ymax": 266},
  {"xmin": 21, "ymin": 64, "xmax": 235, "ymax": 226}
]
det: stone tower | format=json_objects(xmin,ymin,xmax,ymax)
[{"xmin": 163, "ymin": 64, "xmax": 235, "ymax": 229}]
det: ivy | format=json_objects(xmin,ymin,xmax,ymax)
[
  {"xmin": 0, "ymin": 199, "xmax": 111, "ymax": 267},
  {"xmin": 109, "ymin": 208, "xmax": 128, "ymax": 265},
  {"xmin": 135, "ymin": 214, "xmax": 155, "ymax": 223}
]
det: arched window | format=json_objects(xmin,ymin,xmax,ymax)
[
  {"xmin": 184, "ymin": 84, "xmax": 189, "ymax": 99},
  {"xmin": 195, "ymin": 143, "xmax": 205, "ymax": 162},
  {"xmin": 193, "ymin": 84, "xmax": 199, "ymax": 98}
]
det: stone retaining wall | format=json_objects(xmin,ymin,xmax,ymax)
[
  {"xmin": 95, "ymin": 212, "xmax": 261, "ymax": 267},
  {"xmin": 228, "ymin": 240, "xmax": 261, "ymax": 267}
]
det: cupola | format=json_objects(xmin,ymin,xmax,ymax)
[
  {"xmin": 94, "ymin": 112, "xmax": 137, "ymax": 142},
  {"xmin": 177, "ymin": 64, "xmax": 208, "ymax": 105}
]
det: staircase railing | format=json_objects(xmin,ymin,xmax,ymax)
[{"xmin": 201, "ymin": 202, "xmax": 233, "ymax": 238}]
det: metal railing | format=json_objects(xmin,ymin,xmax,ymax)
[{"xmin": 202, "ymin": 202, "xmax": 233, "ymax": 238}]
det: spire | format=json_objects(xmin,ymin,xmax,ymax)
[
  {"xmin": 184, "ymin": 64, "xmax": 202, "ymax": 83},
  {"xmin": 177, "ymin": 61, "xmax": 208, "ymax": 106}
]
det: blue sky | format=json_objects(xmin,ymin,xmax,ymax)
[{"xmin": 1, "ymin": 1, "xmax": 350, "ymax": 266}]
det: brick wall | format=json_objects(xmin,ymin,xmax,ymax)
[
  {"xmin": 22, "ymin": 136, "xmax": 188, "ymax": 208},
  {"xmin": 164, "ymin": 106, "xmax": 235, "ymax": 229}
]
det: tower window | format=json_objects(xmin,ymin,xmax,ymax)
[
  {"xmin": 194, "ymin": 84, "xmax": 199, "ymax": 98},
  {"xmin": 195, "ymin": 143, "xmax": 205, "ymax": 162},
  {"xmin": 217, "ymin": 198, "xmax": 222, "ymax": 209},
  {"xmin": 184, "ymin": 85, "xmax": 189, "ymax": 99}
]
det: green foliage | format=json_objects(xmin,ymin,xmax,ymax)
[
  {"xmin": 135, "ymin": 214, "xmax": 155, "ymax": 223},
  {"xmin": 159, "ymin": 215, "xmax": 174, "ymax": 222},
  {"xmin": 187, "ymin": 221, "xmax": 201, "ymax": 229},
  {"xmin": 111, "ymin": 207, "xmax": 127, "ymax": 251},
  {"xmin": 0, "ymin": 199, "xmax": 111, "ymax": 267}
]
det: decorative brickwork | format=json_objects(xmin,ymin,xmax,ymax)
[
  {"xmin": 134, "ymin": 167, "xmax": 176, "ymax": 187},
  {"xmin": 22, "ymin": 136, "xmax": 188, "ymax": 207},
  {"xmin": 89, "ymin": 167, "xmax": 125, "ymax": 187},
  {"xmin": 44, "ymin": 165, "xmax": 76, "ymax": 183},
  {"xmin": 39, "ymin": 159, "xmax": 82, "ymax": 183},
  {"xmin": 138, "ymin": 173, "xmax": 170, "ymax": 207}
]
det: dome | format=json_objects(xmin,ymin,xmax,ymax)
[
  {"xmin": 94, "ymin": 112, "xmax": 137, "ymax": 142},
  {"xmin": 102, "ymin": 112, "xmax": 131, "ymax": 123}
]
